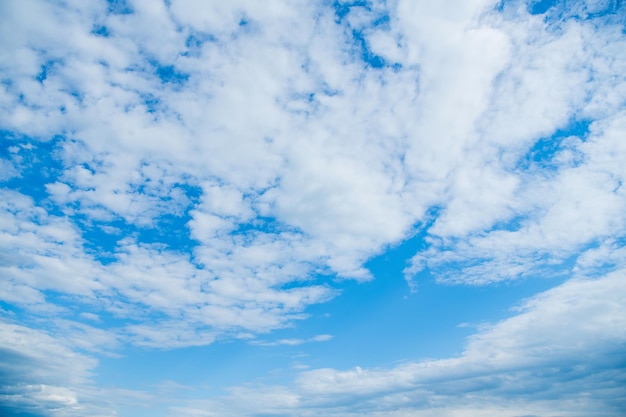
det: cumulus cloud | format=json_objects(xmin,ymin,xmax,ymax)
[
  {"xmin": 1, "ymin": 0, "xmax": 625, "ymax": 416},
  {"xmin": 0, "ymin": 0, "xmax": 420, "ymax": 350},
  {"xmin": 404, "ymin": 2, "xmax": 626, "ymax": 287}
]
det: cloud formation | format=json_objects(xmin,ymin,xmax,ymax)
[{"xmin": 1, "ymin": 0, "xmax": 625, "ymax": 415}]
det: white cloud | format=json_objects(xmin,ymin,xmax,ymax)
[
  {"xmin": 405, "ymin": 109, "xmax": 626, "ymax": 285},
  {"xmin": 405, "ymin": 7, "xmax": 626, "ymax": 286},
  {"xmin": 0, "ymin": 158, "xmax": 19, "ymax": 181},
  {"xmin": 1, "ymin": 0, "xmax": 626, "ymax": 415},
  {"xmin": 0, "ymin": 319, "xmax": 102, "ymax": 416},
  {"xmin": 0, "ymin": 0, "xmax": 623, "ymax": 348},
  {"xmin": 172, "ymin": 267, "xmax": 626, "ymax": 416},
  {"xmin": 251, "ymin": 334, "xmax": 333, "ymax": 347},
  {"xmin": 0, "ymin": 187, "xmax": 336, "ymax": 348}
]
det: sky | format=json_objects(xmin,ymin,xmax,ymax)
[{"xmin": 1, "ymin": 0, "xmax": 626, "ymax": 416}]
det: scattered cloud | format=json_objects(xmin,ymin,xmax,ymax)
[
  {"xmin": 1, "ymin": 0, "xmax": 625, "ymax": 415},
  {"xmin": 174, "ymin": 269, "xmax": 626, "ymax": 416},
  {"xmin": 251, "ymin": 334, "xmax": 333, "ymax": 347}
]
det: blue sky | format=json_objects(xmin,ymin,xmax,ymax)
[{"xmin": 1, "ymin": 0, "xmax": 626, "ymax": 416}]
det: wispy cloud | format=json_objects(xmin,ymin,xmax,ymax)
[
  {"xmin": 251, "ymin": 334, "xmax": 333, "ymax": 347},
  {"xmin": 174, "ymin": 269, "xmax": 626, "ymax": 416}
]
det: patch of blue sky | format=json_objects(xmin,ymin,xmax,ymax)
[
  {"xmin": 91, "ymin": 24, "xmax": 110, "ymax": 38},
  {"xmin": 331, "ymin": 0, "xmax": 401, "ymax": 70},
  {"xmin": 0, "ymin": 300, "xmax": 21, "ymax": 316},
  {"xmin": 76, "ymin": 304, "xmax": 164, "ymax": 331},
  {"xmin": 135, "ymin": 210, "xmax": 200, "ymax": 253},
  {"xmin": 34, "ymin": 59, "xmax": 66, "ymax": 92},
  {"xmin": 128, "ymin": 180, "xmax": 195, "ymax": 215},
  {"xmin": 150, "ymin": 61, "xmax": 190, "ymax": 87},
  {"xmin": 91, "ymin": 256, "xmax": 358, "ymax": 393},
  {"xmin": 350, "ymin": 29, "xmax": 389, "ymax": 69},
  {"xmin": 0, "ymin": 130, "xmax": 23, "ymax": 152},
  {"xmin": 183, "ymin": 32, "xmax": 216, "ymax": 57},
  {"xmin": 527, "ymin": 0, "xmax": 625, "ymax": 23},
  {"xmin": 0, "ymin": 405, "xmax": 46, "ymax": 417},
  {"xmin": 493, "ymin": 0, "xmax": 508, "ymax": 12},
  {"xmin": 106, "ymin": 0, "xmax": 133, "ymax": 15},
  {"xmin": 232, "ymin": 191, "xmax": 310, "ymax": 237},
  {"xmin": 371, "ymin": 12, "xmax": 391, "ymax": 29},
  {"xmin": 0, "ymin": 134, "xmax": 65, "ymax": 208},
  {"xmin": 78, "ymin": 218, "xmax": 127, "ymax": 264},
  {"xmin": 2, "ymin": 132, "xmax": 202, "ymax": 263},
  {"xmin": 82, "ymin": 190, "xmax": 201, "ymax": 262},
  {"xmin": 528, "ymin": 0, "xmax": 559, "ymax": 15},
  {"xmin": 494, "ymin": 0, "xmax": 560, "ymax": 16},
  {"xmin": 517, "ymin": 118, "xmax": 590, "ymax": 172},
  {"xmin": 139, "ymin": 93, "xmax": 161, "ymax": 114},
  {"xmin": 497, "ymin": 0, "xmax": 624, "ymax": 26},
  {"xmin": 34, "ymin": 62, "xmax": 51, "ymax": 83},
  {"xmin": 483, "ymin": 213, "xmax": 529, "ymax": 236},
  {"xmin": 262, "ymin": 232, "xmax": 570, "ymax": 371},
  {"xmin": 332, "ymin": 0, "xmax": 370, "ymax": 23},
  {"xmin": 334, "ymin": 1, "xmax": 402, "ymax": 71},
  {"xmin": 94, "ymin": 338, "xmax": 294, "ymax": 397}
]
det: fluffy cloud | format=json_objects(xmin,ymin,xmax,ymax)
[
  {"xmin": 0, "ymin": 189, "xmax": 335, "ymax": 347},
  {"xmin": 404, "ymin": 3, "xmax": 626, "ymax": 286},
  {"xmin": 1, "ymin": 0, "xmax": 625, "ymax": 416}
]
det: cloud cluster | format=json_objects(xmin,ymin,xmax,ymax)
[
  {"xmin": 404, "ymin": 0, "xmax": 626, "ymax": 286},
  {"xmin": 0, "ymin": 0, "xmax": 421, "ymax": 348},
  {"xmin": 1, "ymin": 0, "xmax": 625, "ymax": 415}
]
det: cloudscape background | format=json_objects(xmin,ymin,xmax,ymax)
[{"xmin": 1, "ymin": 0, "xmax": 625, "ymax": 416}]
